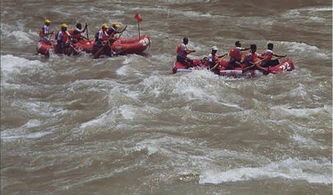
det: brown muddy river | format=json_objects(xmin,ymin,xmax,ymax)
[{"xmin": 1, "ymin": 0, "xmax": 332, "ymax": 194}]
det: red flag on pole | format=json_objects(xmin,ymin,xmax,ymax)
[{"xmin": 134, "ymin": 13, "xmax": 143, "ymax": 23}]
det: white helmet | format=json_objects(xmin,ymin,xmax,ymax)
[{"xmin": 212, "ymin": 46, "xmax": 218, "ymax": 51}]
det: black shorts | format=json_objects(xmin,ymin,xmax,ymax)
[
  {"xmin": 176, "ymin": 55, "xmax": 186, "ymax": 64},
  {"xmin": 262, "ymin": 59, "xmax": 280, "ymax": 67}
]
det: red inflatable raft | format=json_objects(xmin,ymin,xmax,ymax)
[
  {"xmin": 172, "ymin": 58, "xmax": 295, "ymax": 77},
  {"xmin": 112, "ymin": 35, "xmax": 151, "ymax": 54},
  {"xmin": 92, "ymin": 35, "xmax": 151, "ymax": 58},
  {"xmin": 37, "ymin": 35, "xmax": 150, "ymax": 57},
  {"xmin": 36, "ymin": 41, "xmax": 53, "ymax": 57},
  {"xmin": 37, "ymin": 39, "xmax": 94, "ymax": 56},
  {"xmin": 72, "ymin": 39, "xmax": 94, "ymax": 53}
]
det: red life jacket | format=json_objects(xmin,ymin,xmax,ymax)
[
  {"xmin": 261, "ymin": 49, "xmax": 273, "ymax": 65},
  {"xmin": 39, "ymin": 30, "xmax": 45, "ymax": 37},
  {"xmin": 69, "ymin": 29, "xmax": 82, "ymax": 40},
  {"xmin": 39, "ymin": 25, "xmax": 49, "ymax": 37},
  {"xmin": 262, "ymin": 50, "xmax": 273, "ymax": 60},
  {"xmin": 244, "ymin": 52, "xmax": 258, "ymax": 65},
  {"xmin": 176, "ymin": 44, "xmax": 181, "ymax": 54},
  {"xmin": 214, "ymin": 55, "xmax": 219, "ymax": 63},
  {"xmin": 68, "ymin": 29, "xmax": 75, "ymax": 36},
  {"xmin": 229, "ymin": 47, "xmax": 242, "ymax": 61},
  {"xmin": 56, "ymin": 31, "xmax": 70, "ymax": 43},
  {"xmin": 176, "ymin": 43, "xmax": 189, "ymax": 57},
  {"xmin": 209, "ymin": 54, "xmax": 219, "ymax": 63},
  {"xmin": 95, "ymin": 29, "xmax": 108, "ymax": 42}
]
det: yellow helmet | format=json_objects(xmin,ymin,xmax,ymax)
[
  {"xmin": 112, "ymin": 22, "xmax": 121, "ymax": 28},
  {"xmin": 61, "ymin": 23, "xmax": 68, "ymax": 28},
  {"xmin": 102, "ymin": 24, "xmax": 109, "ymax": 29},
  {"xmin": 44, "ymin": 19, "xmax": 51, "ymax": 24}
]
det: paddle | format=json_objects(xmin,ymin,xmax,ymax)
[
  {"xmin": 271, "ymin": 55, "xmax": 287, "ymax": 62},
  {"xmin": 85, "ymin": 23, "xmax": 89, "ymax": 39},
  {"xmin": 93, "ymin": 42, "xmax": 107, "ymax": 59},
  {"xmin": 240, "ymin": 58, "xmax": 267, "ymax": 73},
  {"xmin": 93, "ymin": 38, "xmax": 115, "ymax": 59},
  {"xmin": 116, "ymin": 25, "xmax": 127, "ymax": 39},
  {"xmin": 218, "ymin": 53, "xmax": 228, "ymax": 58},
  {"xmin": 242, "ymin": 53, "xmax": 285, "ymax": 73},
  {"xmin": 108, "ymin": 25, "xmax": 128, "ymax": 56},
  {"xmin": 208, "ymin": 52, "xmax": 227, "ymax": 71},
  {"xmin": 94, "ymin": 24, "xmax": 130, "ymax": 58},
  {"xmin": 66, "ymin": 42, "xmax": 81, "ymax": 55}
]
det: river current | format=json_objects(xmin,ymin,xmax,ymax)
[{"xmin": 1, "ymin": 0, "xmax": 332, "ymax": 194}]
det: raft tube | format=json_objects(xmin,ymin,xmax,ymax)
[
  {"xmin": 112, "ymin": 35, "xmax": 150, "ymax": 54},
  {"xmin": 172, "ymin": 58, "xmax": 295, "ymax": 77}
]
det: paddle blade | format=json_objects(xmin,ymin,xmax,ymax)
[{"xmin": 134, "ymin": 13, "xmax": 143, "ymax": 23}]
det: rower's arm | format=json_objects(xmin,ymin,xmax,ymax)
[
  {"xmin": 257, "ymin": 55, "xmax": 264, "ymax": 59},
  {"xmin": 218, "ymin": 53, "xmax": 227, "ymax": 58},
  {"xmin": 273, "ymin": 54, "xmax": 287, "ymax": 58},
  {"xmin": 211, "ymin": 62, "xmax": 220, "ymax": 70},
  {"xmin": 83, "ymin": 24, "xmax": 88, "ymax": 33},
  {"xmin": 254, "ymin": 63, "xmax": 267, "ymax": 72}
]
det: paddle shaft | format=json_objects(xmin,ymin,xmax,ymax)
[
  {"xmin": 117, "ymin": 25, "xmax": 127, "ymax": 39},
  {"xmin": 86, "ymin": 23, "xmax": 89, "ymax": 39}
]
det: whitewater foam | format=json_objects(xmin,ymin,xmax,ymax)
[
  {"xmin": 1, "ymin": 55, "xmax": 44, "ymax": 82},
  {"xmin": 199, "ymin": 158, "xmax": 332, "ymax": 184},
  {"xmin": 279, "ymin": 41, "xmax": 329, "ymax": 59},
  {"xmin": 300, "ymin": 7, "xmax": 333, "ymax": 12},
  {"xmin": 116, "ymin": 65, "xmax": 129, "ymax": 76},
  {"xmin": 79, "ymin": 110, "xmax": 112, "ymax": 129},
  {"xmin": 119, "ymin": 105, "xmax": 137, "ymax": 120},
  {"xmin": 271, "ymin": 105, "xmax": 330, "ymax": 118},
  {"xmin": 1, "ymin": 131, "xmax": 52, "ymax": 141},
  {"xmin": 1, "ymin": 23, "xmax": 35, "ymax": 45}
]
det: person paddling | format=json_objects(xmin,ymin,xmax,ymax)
[
  {"xmin": 208, "ymin": 46, "xmax": 227, "ymax": 74},
  {"xmin": 39, "ymin": 19, "xmax": 53, "ymax": 43},
  {"xmin": 176, "ymin": 37, "xmax": 196, "ymax": 68},
  {"xmin": 227, "ymin": 41, "xmax": 249, "ymax": 69},
  {"xmin": 94, "ymin": 24, "xmax": 109, "ymax": 47},
  {"xmin": 107, "ymin": 23, "xmax": 123, "ymax": 36},
  {"xmin": 70, "ymin": 23, "xmax": 88, "ymax": 42},
  {"xmin": 55, "ymin": 24, "xmax": 71, "ymax": 54},
  {"xmin": 106, "ymin": 23, "xmax": 127, "ymax": 55},
  {"xmin": 241, "ymin": 44, "xmax": 267, "ymax": 73},
  {"xmin": 93, "ymin": 24, "xmax": 111, "ymax": 58},
  {"xmin": 260, "ymin": 43, "xmax": 287, "ymax": 67},
  {"xmin": 242, "ymin": 44, "xmax": 259, "ymax": 68}
]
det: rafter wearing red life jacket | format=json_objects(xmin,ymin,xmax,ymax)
[
  {"xmin": 176, "ymin": 42, "xmax": 191, "ymax": 58},
  {"xmin": 227, "ymin": 41, "xmax": 250, "ymax": 69},
  {"xmin": 39, "ymin": 19, "xmax": 52, "ymax": 42},
  {"xmin": 229, "ymin": 47, "xmax": 242, "ymax": 63},
  {"xmin": 175, "ymin": 37, "xmax": 195, "ymax": 68},
  {"xmin": 243, "ymin": 52, "xmax": 259, "ymax": 67},
  {"xmin": 69, "ymin": 28, "xmax": 83, "ymax": 41},
  {"xmin": 260, "ymin": 49, "xmax": 273, "ymax": 65},
  {"xmin": 39, "ymin": 25, "xmax": 49, "ymax": 37},
  {"xmin": 208, "ymin": 46, "xmax": 220, "ymax": 67},
  {"xmin": 94, "ymin": 24, "xmax": 109, "ymax": 45},
  {"xmin": 259, "ymin": 43, "xmax": 287, "ymax": 67},
  {"xmin": 56, "ymin": 30, "xmax": 71, "ymax": 44},
  {"xmin": 55, "ymin": 24, "xmax": 71, "ymax": 52},
  {"xmin": 69, "ymin": 23, "xmax": 87, "ymax": 42}
]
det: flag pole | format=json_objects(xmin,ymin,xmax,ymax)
[
  {"xmin": 134, "ymin": 13, "xmax": 142, "ymax": 38},
  {"xmin": 137, "ymin": 22, "xmax": 140, "ymax": 38}
]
